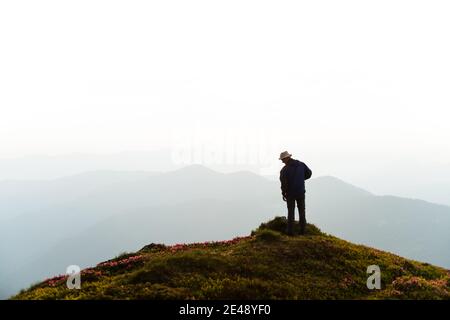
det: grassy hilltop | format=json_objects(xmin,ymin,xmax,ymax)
[{"xmin": 13, "ymin": 217, "xmax": 450, "ymax": 300}]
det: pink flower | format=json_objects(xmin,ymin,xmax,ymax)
[
  {"xmin": 166, "ymin": 235, "xmax": 253, "ymax": 252},
  {"xmin": 98, "ymin": 255, "xmax": 144, "ymax": 268}
]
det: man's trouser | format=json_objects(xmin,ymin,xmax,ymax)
[{"xmin": 286, "ymin": 194, "xmax": 306, "ymax": 235}]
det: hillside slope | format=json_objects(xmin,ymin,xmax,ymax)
[{"xmin": 13, "ymin": 217, "xmax": 450, "ymax": 300}]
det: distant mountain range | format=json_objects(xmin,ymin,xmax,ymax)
[
  {"xmin": 0, "ymin": 150, "xmax": 176, "ymax": 181},
  {"xmin": 1, "ymin": 165, "xmax": 449, "ymax": 299}
]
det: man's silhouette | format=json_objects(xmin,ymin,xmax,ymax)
[{"xmin": 279, "ymin": 151, "xmax": 312, "ymax": 235}]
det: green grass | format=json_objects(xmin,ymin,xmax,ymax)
[{"xmin": 12, "ymin": 216, "xmax": 450, "ymax": 300}]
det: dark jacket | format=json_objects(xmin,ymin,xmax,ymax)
[{"xmin": 280, "ymin": 159, "xmax": 312, "ymax": 198}]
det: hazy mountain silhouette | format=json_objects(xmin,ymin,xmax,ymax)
[
  {"xmin": 307, "ymin": 176, "xmax": 450, "ymax": 268},
  {"xmin": 0, "ymin": 170, "xmax": 157, "ymax": 222},
  {"xmin": 0, "ymin": 150, "xmax": 177, "ymax": 181},
  {"xmin": 1, "ymin": 165, "xmax": 449, "ymax": 299}
]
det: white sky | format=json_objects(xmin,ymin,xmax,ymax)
[{"xmin": 1, "ymin": 1, "xmax": 449, "ymax": 181}]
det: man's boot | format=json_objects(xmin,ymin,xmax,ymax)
[{"xmin": 286, "ymin": 222, "xmax": 294, "ymax": 236}]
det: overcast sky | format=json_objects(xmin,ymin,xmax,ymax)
[{"xmin": 1, "ymin": 1, "xmax": 449, "ymax": 185}]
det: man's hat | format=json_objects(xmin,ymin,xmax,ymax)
[{"xmin": 279, "ymin": 151, "xmax": 292, "ymax": 160}]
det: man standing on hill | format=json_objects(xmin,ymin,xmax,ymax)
[{"xmin": 279, "ymin": 151, "xmax": 312, "ymax": 236}]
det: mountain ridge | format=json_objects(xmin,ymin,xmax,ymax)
[{"xmin": 12, "ymin": 217, "xmax": 450, "ymax": 300}]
